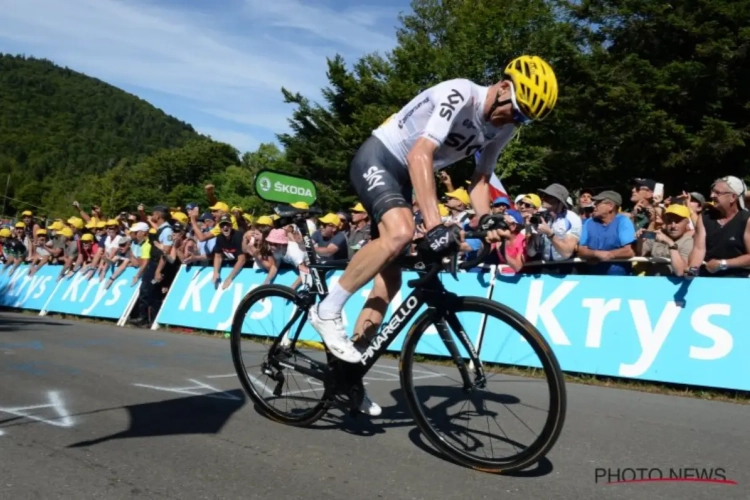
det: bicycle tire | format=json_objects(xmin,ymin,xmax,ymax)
[
  {"xmin": 230, "ymin": 284, "xmax": 330, "ymax": 426},
  {"xmin": 399, "ymin": 296, "xmax": 566, "ymax": 474}
]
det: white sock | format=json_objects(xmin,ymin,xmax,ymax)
[{"xmin": 317, "ymin": 282, "xmax": 352, "ymax": 320}]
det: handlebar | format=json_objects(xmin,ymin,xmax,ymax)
[{"xmin": 406, "ymin": 214, "xmax": 509, "ymax": 288}]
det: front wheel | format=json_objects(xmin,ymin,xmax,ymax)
[{"xmin": 399, "ymin": 296, "xmax": 566, "ymax": 474}]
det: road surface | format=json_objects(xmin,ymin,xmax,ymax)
[{"xmin": 0, "ymin": 312, "xmax": 747, "ymax": 499}]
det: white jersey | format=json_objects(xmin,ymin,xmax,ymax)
[{"xmin": 372, "ymin": 79, "xmax": 517, "ymax": 174}]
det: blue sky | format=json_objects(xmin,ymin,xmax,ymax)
[{"xmin": 0, "ymin": 0, "xmax": 409, "ymax": 154}]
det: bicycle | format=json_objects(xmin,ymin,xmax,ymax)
[{"xmin": 230, "ymin": 206, "xmax": 566, "ymax": 474}]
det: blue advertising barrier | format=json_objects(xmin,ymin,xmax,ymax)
[
  {"xmin": 43, "ymin": 267, "xmax": 141, "ymax": 320},
  {"xmin": 154, "ymin": 265, "xmax": 493, "ymax": 355},
  {"xmin": 484, "ymin": 274, "xmax": 749, "ymax": 391},
  {"xmin": 0, "ymin": 265, "xmax": 61, "ymax": 310}
]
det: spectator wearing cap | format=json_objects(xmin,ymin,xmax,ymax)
[
  {"xmin": 444, "ymin": 188, "xmax": 472, "ymax": 225},
  {"xmin": 630, "ymin": 178, "xmax": 658, "ymax": 230},
  {"xmin": 245, "ymin": 216, "xmax": 274, "ymax": 266},
  {"xmin": 527, "ymin": 184, "xmax": 582, "ymax": 273},
  {"xmin": 105, "ymin": 235, "xmax": 135, "ymax": 289},
  {"xmin": 636, "ymin": 204, "xmax": 693, "ymax": 276},
  {"xmin": 20, "ymin": 210, "xmax": 40, "ymax": 243},
  {"xmin": 165, "ymin": 221, "xmax": 188, "ymax": 266},
  {"xmin": 127, "ymin": 222, "xmax": 151, "ymax": 287},
  {"xmin": 3, "ymin": 225, "xmax": 26, "ymax": 274},
  {"xmin": 574, "ymin": 188, "xmax": 595, "ymax": 220},
  {"xmin": 290, "ymin": 202, "xmax": 318, "ymax": 235},
  {"xmin": 491, "ymin": 196, "xmax": 511, "ymax": 215},
  {"xmin": 266, "ymin": 228, "xmax": 310, "ymax": 289},
  {"xmin": 212, "ymin": 213, "xmax": 247, "ymax": 290},
  {"xmin": 189, "ymin": 201, "xmax": 238, "ymax": 242},
  {"xmin": 54, "ymin": 227, "xmax": 78, "ymax": 280},
  {"xmin": 688, "ymin": 176, "xmax": 750, "ymax": 277},
  {"xmin": 93, "ymin": 219, "xmax": 123, "ymax": 281},
  {"xmin": 130, "ymin": 205, "xmax": 174, "ymax": 327},
  {"xmin": 347, "ymin": 202, "xmax": 371, "ymax": 258},
  {"xmin": 313, "ymin": 213, "xmax": 348, "ymax": 261},
  {"xmin": 71, "ymin": 233, "xmax": 98, "ymax": 276},
  {"xmin": 686, "ymin": 191, "xmax": 707, "ymax": 228},
  {"xmin": 28, "ymin": 229, "xmax": 52, "ymax": 277},
  {"xmin": 578, "ymin": 190, "xmax": 636, "ymax": 275}
]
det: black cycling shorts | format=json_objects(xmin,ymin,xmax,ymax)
[{"xmin": 349, "ymin": 135, "xmax": 411, "ymax": 239}]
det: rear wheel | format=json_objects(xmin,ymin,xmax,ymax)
[
  {"xmin": 400, "ymin": 296, "xmax": 566, "ymax": 474},
  {"xmin": 230, "ymin": 285, "xmax": 331, "ymax": 426}
]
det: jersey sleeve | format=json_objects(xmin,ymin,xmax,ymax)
[{"xmin": 421, "ymin": 80, "xmax": 474, "ymax": 147}]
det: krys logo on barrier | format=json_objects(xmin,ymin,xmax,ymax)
[
  {"xmin": 0, "ymin": 265, "xmax": 60, "ymax": 310},
  {"xmin": 44, "ymin": 268, "xmax": 141, "ymax": 319},
  {"xmin": 483, "ymin": 275, "xmax": 749, "ymax": 391},
  {"xmin": 254, "ymin": 170, "xmax": 317, "ymax": 205}
]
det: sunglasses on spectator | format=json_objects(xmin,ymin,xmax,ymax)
[{"xmin": 517, "ymin": 201, "xmax": 534, "ymax": 209}]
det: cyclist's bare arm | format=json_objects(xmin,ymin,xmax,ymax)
[{"xmin": 407, "ymin": 138, "xmax": 441, "ymax": 230}]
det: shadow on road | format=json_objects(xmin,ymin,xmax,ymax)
[
  {"xmin": 66, "ymin": 390, "xmax": 246, "ymax": 448},
  {"xmin": 252, "ymin": 382, "xmax": 555, "ymax": 478},
  {"xmin": 0, "ymin": 313, "xmax": 70, "ymax": 332}
]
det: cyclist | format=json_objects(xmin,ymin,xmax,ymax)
[{"xmin": 309, "ymin": 55, "xmax": 559, "ymax": 415}]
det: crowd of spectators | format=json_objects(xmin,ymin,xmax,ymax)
[{"xmin": 1, "ymin": 174, "xmax": 749, "ymax": 328}]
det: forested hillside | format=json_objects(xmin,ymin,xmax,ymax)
[{"xmin": 0, "ymin": 54, "xmax": 241, "ymax": 217}]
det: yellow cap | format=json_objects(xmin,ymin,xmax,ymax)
[
  {"xmin": 49, "ymin": 221, "xmax": 64, "ymax": 231},
  {"xmin": 242, "ymin": 213, "xmax": 253, "ymax": 223},
  {"xmin": 291, "ymin": 201, "xmax": 309, "ymax": 209},
  {"xmin": 350, "ymin": 202, "xmax": 366, "ymax": 213},
  {"xmin": 522, "ymin": 193, "xmax": 542, "ymax": 209},
  {"xmin": 230, "ymin": 206, "xmax": 243, "ymax": 213},
  {"xmin": 209, "ymin": 201, "xmax": 229, "ymax": 212},
  {"xmin": 36, "ymin": 229, "xmax": 47, "ymax": 236},
  {"xmin": 171, "ymin": 212, "xmax": 188, "ymax": 224},
  {"xmin": 0, "ymin": 228, "xmax": 11, "ymax": 237},
  {"xmin": 67, "ymin": 217, "xmax": 84, "ymax": 229},
  {"xmin": 15, "ymin": 221, "xmax": 25, "ymax": 229},
  {"xmin": 319, "ymin": 213, "xmax": 341, "ymax": 226},
  {"xmin": 80, "ymin": 233, "xmax": 95, "ymax": 242},
  {"xmin": 665, "ymin": 204, "xmax": 691, "ymax": 219},
  {"xmin": 105, "ymin": 219, "xmax": 119, "ymax": 227},
  {"xmin": 438, "ymin": 203, "xmax": 449, "ymax": 217},
  {"xmin": 255, "ymin": 216, "xmax": 273, "ymax": 226},
  {"xmin": 445, "ymin": 188, "xmax": 470, "ymax": 206},
  {"xmin": 21, "ymin": 210, "xmax": 33, "ymax": 216},
  {"xmin": 96, "ymin": 221, "xmax": 106, "ymax": 229},
  {"xmin": 58, "ymin": 227, "xmax": 74, "ymax": 238}
]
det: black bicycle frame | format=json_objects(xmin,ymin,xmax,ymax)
[{"xmin": 274, "ymin": 214, "xmax": 486, "ymax": 388}]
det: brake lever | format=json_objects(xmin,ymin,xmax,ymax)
[{"xmin": 448, "ymin": 252, "xmax": 459, "ymax": 281}]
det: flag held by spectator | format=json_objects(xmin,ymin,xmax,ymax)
[{"xmin": 475, "ymin": 150, "xmax": 513, "ymax": 208}]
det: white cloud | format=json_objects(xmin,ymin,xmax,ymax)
[{"xmin": 0, "ymin": 0, "xmax": 401, "ymax": 152}]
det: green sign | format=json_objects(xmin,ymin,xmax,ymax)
[{"xmin": 254, "ymin": 170, "xmax": 317, "ymax": 205}]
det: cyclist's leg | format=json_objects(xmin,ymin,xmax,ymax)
[
  {"xmin": 352, "ymin": 262, "xmax": 402, "ymax": 348},
  {"xmin": 311, "ymin": 135, "xmax": 414, "ymax": 363}
]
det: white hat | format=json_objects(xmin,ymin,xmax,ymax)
[
  {"xmin": 130, "ymin": 222, "xmax": 150, "ymax": 232},
  {"xmin": 715, "ymin": 176, "xmax": 747, "ymax": 209}
]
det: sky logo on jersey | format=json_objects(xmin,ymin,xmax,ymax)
[
  {"xmin": 439, "ymin": 89, "xmax": 464, "ymax": 121},
  {"xmin": 445, "ymin": 133, "xmax": 481, "ymax": 156},
  {"xmin": 363, "ymin": 166, "xmax": 386, "ymax": 191}
]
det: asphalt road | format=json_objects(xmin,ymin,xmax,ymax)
[{"xmin": 0, "ymin": 311, "xmax": 747, "ymax": 500}]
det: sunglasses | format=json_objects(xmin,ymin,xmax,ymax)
[{"xmin": 508, "ymin": 82, "xmax": 532, "ymax": 125}]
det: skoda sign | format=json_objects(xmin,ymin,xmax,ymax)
[{"xmin": 254, "ymin": 170, "xmax": 317, "ymax": 205}]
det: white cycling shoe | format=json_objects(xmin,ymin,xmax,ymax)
[
  {"xmin": 309, "ymin": 306, "xmax": 362, "ymax": 364},
  {"xmin": 359, "ymin": 388, "xmax": 382, "ymax": 416}
]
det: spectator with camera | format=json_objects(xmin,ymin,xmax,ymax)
[
  {"xmin": 637, "ymin": 204, "xmax": 693, "ymax": 276},
  {"xmin": 630, "ymin": 178, "xmax": 659, "ymax": 230},
  {"xmin": 525, "ymin": 183, "xmax": 581, "ymax": 274},
  {"xmin": 688, "ymin": 176, "xmax": 750, "ymax": 277},
  {"xmin": 577, "ymin": 190, "xmax": 636, "ymax": 275}
]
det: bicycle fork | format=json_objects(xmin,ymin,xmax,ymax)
[{"xmin": 433, "ymin": 313, "xmax": 487, "ymax": 392}]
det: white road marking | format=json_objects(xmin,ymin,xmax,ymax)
[
  {"xmin": 0, "ymin": 391, "xmax": 75, "ymax": 428},
  {"xmin": 133, "ymin": 379, "xmax": 241, "ymax": 400}
]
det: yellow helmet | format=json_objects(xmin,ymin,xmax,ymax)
[{"xmin": 503, "ymin": 55, "xmax": 558, "ymax": 121}]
